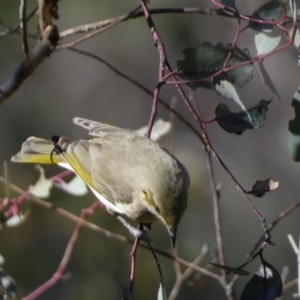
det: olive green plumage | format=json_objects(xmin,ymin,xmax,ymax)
[{"xmin": 11, "ymin": 117, "xmax": 190, "ymax": 245}]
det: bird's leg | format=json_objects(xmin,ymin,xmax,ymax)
[{"xmin": 116, "ymin": 215, "xmax": 150, "ymax": 242}]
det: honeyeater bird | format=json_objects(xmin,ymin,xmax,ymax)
[{"xmin": 11, "ymin": 117, "xmax": 190, "ymax": 246}]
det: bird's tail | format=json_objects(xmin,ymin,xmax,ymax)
[{"xmin": 11, "ymin": 137, "xmax": 63, "ymax": 165}]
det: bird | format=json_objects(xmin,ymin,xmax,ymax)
[{"xmin": 11, "ymin": 117, "xmax": 190, "ymax": 246}]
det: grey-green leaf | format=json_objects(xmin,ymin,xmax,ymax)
[
  {"xmin": 220, "ymin": 0, "xmax": 235, "ymax": 8},
  {"xmin": 215, "ymin": 100, "xmax": 271, "ymax": 134},
  {"xmin": 258, "ymin": 62, "xmax": 281, "ymax": 101},
  {"xmin": 177, "ymin": 43, "xmax": 253, "ymax": 89},
  {"xmin": 249, "ymin": 0, "xmax": 284, "ymax": 32},
  {"xmin": 288, "ymin": 88, "xmax": 300, "ymax": 161}
]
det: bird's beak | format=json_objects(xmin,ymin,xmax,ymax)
[{"xmin": 169, "ymin": 227, "xmax": 177, "ymax": 248}]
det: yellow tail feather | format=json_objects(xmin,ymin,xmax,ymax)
[{"xmin": 11, "ymin": 137, "xmax": 63, "ymax": 165}]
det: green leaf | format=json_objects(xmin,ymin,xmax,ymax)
[
  {"xmin": 240, "ymin": 261, "xmax": 282, "ymax": 300},
  {"xmin": 209, "ymin": 262, "xmax": 249, "ymax": 275},
  {"xmin": 216, "ymin": 100, "xmax": 271, "ymax": 134},
  {"xmin": 177, "ymin": 43, "xmax": 253, "ymax": 89},
  {"xmin": 288, "ymin": 88, "xmax": 300, "ymax": 161},
  {"xmin": 249, "ymin": 0, "xmax": 284, "ymax": 32},
  {"xmin": 220, "ymin": 0, "xmax": 235, "ymax": 7},
  {"xmin": 258, "ymin": 62, "xmax": 281, "ymax": 101}
]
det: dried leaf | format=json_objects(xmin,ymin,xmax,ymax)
[{"xmin": 251, "ymin": 179, "xmax": 279, "ymax": 197}]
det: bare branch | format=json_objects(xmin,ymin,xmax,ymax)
[
  {"xmin": 19, "ymin": 0, "xmax": 30, "ymax": 68},
  {"xmin": 0, "ymin": 0, "xmax": 59, "ymax": 106},
  {"xmin": 59, "ymin": 7, "xmax": 236, "ymax": 39},
  {"xmin": 0, "ymin": 6, "xmax": 37, "ymax": 38},
  {"xmin": 57, "ymin": 5, "xmax": 140, "ymax": 49}
]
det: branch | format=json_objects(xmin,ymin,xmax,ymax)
[
  {"xmin": 0, "ymin": 0, "xmax": 59, "ymax": 106},
  {"xmin": 19, "ymin": 0, "xmax": 30, "ymax": 68},
  {"xmin": 58, "ymin": 7, "xmax": 236, "ymax": 39}
]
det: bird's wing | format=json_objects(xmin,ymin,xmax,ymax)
[
  {"xmin": 73, "ymin": 117, "xmax": 140, "ymax": 139},
  {"xmin": 62, "ymin": 139, "xmax": 124, "ymax": 211},
  {"xmin": 88, "ymin": 142, "xmax": 135, "ymax": 205}
]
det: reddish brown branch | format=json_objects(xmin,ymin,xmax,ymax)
[{"xmin": 22, "ymin": 203, "xmax": 99, "ymax": 300}]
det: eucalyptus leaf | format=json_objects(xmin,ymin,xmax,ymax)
[
  {"xmin": 255, "ymin": 33, "xmax": 281, "ymax": 55},
  {"xmin": 215, "ymin": 80, "xmax": 251, "ymax": 121},
  {"xmin": 249, "ymin": 0, "xmax": 284, "ymax": 32},
  {"xmin": 258, "ymin": 62, "xmax": 281, "ymax": 101},
  {"xmin": 220, "ymin": 0, "xmax": 235, "ymax": 8},
  {"xmin": 288, "ymin": 87, "xmax": 300, "ymax": 161},
  {"xmin": 215, "ymin": 100, "xmax": 270, "ymax": 134},
  {"xmin": 177, "ymin": 43, "xmax": 253, "ymax": 89}
]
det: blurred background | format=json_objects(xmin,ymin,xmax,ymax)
[{"xmin": 0, "ymin": 0, "xmax": 300, "ymax": 299}]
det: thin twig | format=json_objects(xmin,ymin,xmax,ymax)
[
  {"xmin": 58, "ymin": 8, "xmax": 236, "ymax": 39},
  {"xmin": 283, "ymin": 278, "xmax": 298, "ymax": 294},
  {"xmin": 146, "ymin": 239, "xmax": 165, "ymax": 286},
  {"xmin": 129, "ymin": 237, "xmax": 140, "ymax": 294},
  {"xmin": 57, "ymin": 6, "xmax": 141, "ymax": 49},
  {"xmin": 19, "ymin": 0, "xmax": 30, "ymax": 68},
  {"xmin": 249, "ymin": 202, "xmax": 300, "ymax": 257},
  {"xmin": 0, "ymin": 176, "xmax": 221, "ymax": 281},
  {"xmin": 168, "ymin": 244, "xmax": 209, "ymax": 300},
  {"xmin": 65, "ymin": 47, "xmax": 205, "ymax": 145},
  {"xmin": 22, "ymin": 203, "xmax": 99, "ymax": 300},
  {"xmin": 206, "ymin": 152, "xmax": 226, "ymax": 275},
  {"xmin": 0, "ymin": 6, "xmax": 37, "ymax": 38},
  {"xmin": 139, "ymin": 0, "xmax": 168, "ymax": 137},
  {"xmin": 0, "ymin": 0, "xmax": 59, "ymax": 106}
]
